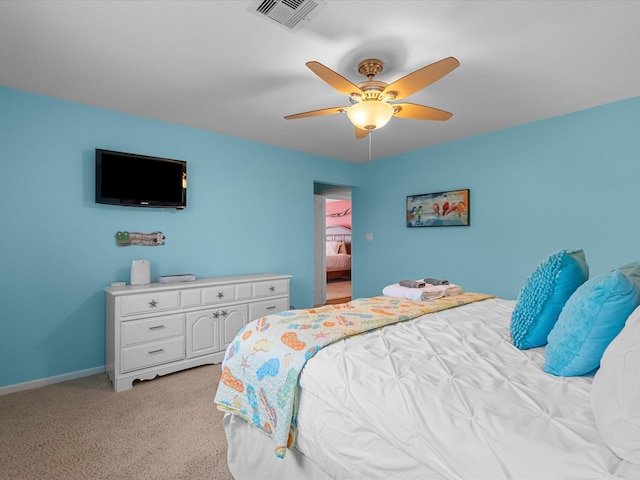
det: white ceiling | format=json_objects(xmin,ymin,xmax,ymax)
[{"xmin": 1, "ymin": 1, "xmax": 639, "ymax": 163}]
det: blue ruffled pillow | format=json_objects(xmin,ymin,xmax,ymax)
[
  {"xmin": 511, "ymin": 249, "xmax": 589, "ymax": 349},
  {"xmin": 544, "ymin": 268, "xmax": 640, "ymax": 376}
]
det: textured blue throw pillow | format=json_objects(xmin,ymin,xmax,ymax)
[
  {"xmin": 511, "ymin": 249, "xmax": 589, "ymax": 349},
  {"xmin": 544, "ymin": 269, "xmax": 640, "ymax": 376}
]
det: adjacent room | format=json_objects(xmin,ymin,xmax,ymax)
[
  {"xmin": 324, "ymin": 188, "xmax": 352, "ymax": 304},
  {"xmin": 1, "ymin": 1, "xmax": 639, "ymax": 479}
]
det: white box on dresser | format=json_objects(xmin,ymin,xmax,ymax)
[{"xmin": 106, "ymin": 273, "xmax": 291, "ymax": 392}]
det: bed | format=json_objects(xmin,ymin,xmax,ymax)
[
  {"xmin": 215, "ymin": 251, "xmax": 640, "ymax": 480},
  {"xmin": 325, "ymin": 225, "xmax": 351, "ymax": 280}
]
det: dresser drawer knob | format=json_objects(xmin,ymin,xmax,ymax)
[
  {"xmin": 148, "ymin": 299, "xmax": 158, "ymax": 308},
  {"xmin": 217, "ymin": 291, "xmax": 225, "ymax": 299},
  {"xmin": 266, "ymin": 305, "xmax": 277, "ymax": 310},
  {"xmin": 148, "ymin": 325, "xmax": 165, "ymax": 331},
  {"xmin": 148, "ymin": 348, "xmax": 164, "ymax": 355},
  {"xmin": 269, "ymin": 286, "xmax": 275, "ymax": 292},
  {"xmin": 221, "ymin": 310, "xmax": 228, "ymax": 317},
  {"xmin": 212, "ymin": 311, "xmax": 220, "ymax": 318}
]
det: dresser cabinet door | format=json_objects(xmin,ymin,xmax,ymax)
[
  {"xmin": 221, "ymin": 304, "xmax": 248, "ymax": 350},
  {"xmin": 186, "ymin": 310, "xmax": 220, "ymax": 359}
]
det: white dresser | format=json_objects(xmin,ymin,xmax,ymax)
[{"xmin": 106, "ymin": 273, "xmax": 291, "ymax": 392}]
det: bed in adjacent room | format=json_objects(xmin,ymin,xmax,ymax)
[
  {"xmin": 215, "ymin": 251, "xmax": 640, "ymax": 480},
  {"xmin": 325, "ymin": 225, "xmax": 351, "ymax": 280}
]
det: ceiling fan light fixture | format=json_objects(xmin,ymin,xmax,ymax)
[
  {"xmin": 346, "ymin": 101, "xmax": 394, "ymax": 131},
  {"xmin": 285, "ymin": 56, "xmax": 459, "ymax": 139}
]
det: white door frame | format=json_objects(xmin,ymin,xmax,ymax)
[{"xmin": 313, "ymin": 194, "xmax": 326, "ymax": 307}]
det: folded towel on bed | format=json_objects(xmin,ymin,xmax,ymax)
[
  {"xmin": 423, "ymin": 278, "xmax": 449, "ymax": 285},
  {"xmin": 399, "ymin": 280, "xmax": 426, "ymax": 288},
  {"xmin": 382, "ymin": 282, "xmax": 463, "ymax": 300},
  {"xmin": 421, "ymin": 284, "xmax": 462, "ymax": 299}
]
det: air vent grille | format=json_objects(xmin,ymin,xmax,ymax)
[{"xmin": 251, "ymin": 0, "xmax": 327, "ymax": 31}]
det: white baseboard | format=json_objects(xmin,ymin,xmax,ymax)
[{"xmin": 0, "ymin": 366, "xmax": 106, "ymax": 396}]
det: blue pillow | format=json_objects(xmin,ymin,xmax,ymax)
[
  {"xmin": 511, "ymin": 249, "xmax": 589, "ymax": 349},
  {"xmin": 544, "ymin": 269, "xmax": 640, "ymax": 376}
]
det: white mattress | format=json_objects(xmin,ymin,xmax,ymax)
[{"xmin": 225, "ymin": 298, "xmax": 640, "ymax": 480}]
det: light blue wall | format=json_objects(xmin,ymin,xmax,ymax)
[
  {"xmin": 0, "ymin": 87, "xmax": 358, "ymax": 388},
  {"xmin": 2, "ymin": 87, "xmax": 638, "ymax": 389},
  {"xmin": 353, "ymin": 97, "xmax": 640, "ymax": 301}
]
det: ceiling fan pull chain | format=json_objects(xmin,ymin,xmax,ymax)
[{"xmin": 369, "ymin": 130, "xmax": 372, "ymax": 162}]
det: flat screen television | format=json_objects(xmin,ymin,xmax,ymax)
[{"xmin": 95, "ymin": 149, "xmax": 187, "ymax": 209}]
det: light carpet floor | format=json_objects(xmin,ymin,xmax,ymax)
[
  {"xmin": 325, "ymin": 280, "xmax": 351, "ymax": 305},
  {"xmin": 0, "ymin": 364, "xmax": 234, "ymax": 480}
]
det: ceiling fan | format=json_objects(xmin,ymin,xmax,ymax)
[{"xmin": 284, "ymin": 56, "xmax": 460, "ymax": 138}]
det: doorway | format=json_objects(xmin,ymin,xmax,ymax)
[{"xmin": 313, "ymin": 184, "xmax": 352, "ymax": 306}]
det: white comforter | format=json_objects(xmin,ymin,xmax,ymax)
[{"xmin": 289, "ymin": 298, "xmax": 639, "ymax": 479}]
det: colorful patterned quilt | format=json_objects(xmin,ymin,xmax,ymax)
[{"xmin": 214, "ymin": 293, "xmax": 494, "ymax": 458}]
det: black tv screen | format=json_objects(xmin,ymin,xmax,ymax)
[{"xmin": 95, "ymin": 149, "xmax": 187, "ymax": 209}]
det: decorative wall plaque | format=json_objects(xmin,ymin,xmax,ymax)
[{"xmin": 115, "ymin": 231, "xmax": 165, "ymax": 247}]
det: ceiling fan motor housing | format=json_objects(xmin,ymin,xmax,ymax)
[
  {"xmin": 358, "ymin": 59, "xmax": 384, "ymax": 78},
  {"xmin": 352, "ymin": 60, "xmax": 396, "ymax": 102}
]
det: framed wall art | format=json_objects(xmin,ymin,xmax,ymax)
[{"xmin": 406, "ymin": 189, "xmax": 470, "ymax": 227}]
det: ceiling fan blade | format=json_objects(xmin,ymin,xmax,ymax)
[
  {"xmin": 284, "ymin": 106, "xmax": 348, "ymax": 120},
  {"xmin": 392, "ymin": 103, "xmax": 453, "ymax": 121},
  {"xmin": 306, "ymin": 61, "xmax": 364, "ymax": 97},
  {"xmin": 355, "ymin": 127, "xmax": 369, "ymax": 139},
  {"xmin": 383, "ymin": 57, "xmax": 460, "ymax": 100}
]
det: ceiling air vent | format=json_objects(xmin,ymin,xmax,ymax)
[{"xmin": 250, "ymin": 0, "xmax": 327, "ymax": 32}]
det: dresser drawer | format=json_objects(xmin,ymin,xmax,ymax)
[
  {"xmin": 181, "ymin": 288, "xmax": 202, "ymax": 308},
  {"xmin": 121, "ymin": 291, "xmax": 180, "ymax": 317},
  {"xmin": 249, "ymin": 297, "xmax": 290, "ymax": 321},
  {"xmin": 121, "ymin": 337, "xmax": 185, "ymax": 373},
  {"xmin": 253, "ymin": 279, "xmax": 289, "ymax": 298},
  {"xmin": 121, "ymin": 314, "xmax": 184, "ymax": 347},
  {"xmin": 202, "ymin": 285, "xmax": 236, "ymax": 305}
]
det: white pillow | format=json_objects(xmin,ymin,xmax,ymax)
[
  {"xmin": 326, "ymin": 241, "xmax": 341, "ymax": 255},
  {"xmin": 591, "ymin": 304, "xmax": 640, "ymax": 464}
]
